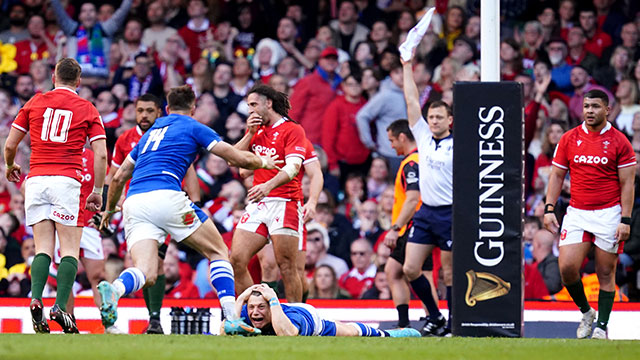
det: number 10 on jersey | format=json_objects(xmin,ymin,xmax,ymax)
[{"xmin": 42, "ymin": 107, "xmax": 73, "ymax": 143}]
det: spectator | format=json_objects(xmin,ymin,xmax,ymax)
[
  {"xmin": 322, "ymin": 73, "xmax": 369, "ymax": 181},
  {"xmin": 558, "ymin": 0, "xmax": 576, "ymax": 38},
  {"xmin": 353, "ymin": 199, "xmax": 384, "ymax": 245},
  {"xmin": 524, "ymin": 262, "xmax": 550, "ymax": 300},
  {"xmin": 537, "ymin": 6, "xmax": 557, "ymax": 44},
  {"xmin": 367, "ymin": 157, "xmax": 390, "ymax": 200},
  {"xmin": 330, "ymin": 0, "xmax": 369, "ymax": 54},
  {"xmin": 14, "ymin": 73, "xmax": 35, "ymax": 107},
  {"xmin": 193, "ymin": 92, "xmax": 220, "ymax": 127},
  {"xmin": 618, "ymin": 22, "xmax": 639, "ymax": 61},
  {"xmin": 113, "ymin": 52, "xmax": 164, "ymax": 101},
  {"xmin": 438, "ymin": 6, "xmax": 465, "ymax": 52},
  {"xmin": 14, "ymin": 15, "xmax": 56, "ymax": 75},
  {"xmin": 211, "ymin": 61, "xmax": 242, "ymax": 138},
  {"xmin": 593, "ymin": 46, "xmax": 633, "ymax": 91},
  {"xmin": 432, "ymin": 56, "xmax": 461, "ymax": 96},
  {"xmin": 532, "ymin": 229, "xmax": 562, "ymax": 295},
  {"xmin": 593, "ymin": 0, "xmax": 626, "ymax": 41},
  {"xmin": 532, "ymin": 121, "xmax": 566, "ymax": 196},
  {"xmin": 186, "ymin": 57, "xmax": 213, "ymax": 98},
  {"xmin": 163, "ymin": 0, "xmax": 189, "ymax": 30},
  {"xmin": 356, "ymin": 60, "xmax": 406, "ymax": 169},
  {"xmin": 392, "ymin": 11, "xmax": 416, "ymax": 47},
  {"xmin": 268, "ymin": 74, "xmax": 289, "ymax": 95},
  {"xmin": 353, "ymin": 41, "xmax": 376, "ymax": 70},
  {"xmin": 369, "ymin": 20, "xmax": 391, "ymax": 55},
  {"xmin": 196, "ymin": 153, "xmax": 234, "ymax": 203},
  {"xmin": 156, "ymin": 34, "xmax": 192, "ymax": 93},
  {"xmin": 119, "ymin": 18, "xmax": 148, "ymax": 69},
  {"xmin": 545, "ymin": 38, "xmax": 573, "ymax": 94},
  {"xmin": 98, "ymin": 4, "xmax": 116, "ymax": 23},
  {"xmin": 523, "ymin": 216, "xmax": 541, "ymax": 263},
  {"xmin": 142, "ymin": 0, "xmax": 178, "ymax": 54},
  {"xmin": 275, "ymin": 56, "xmax": 302, "ymax": 89},
  {"xmin": 339, "ymin": 238, "xmax": 376, "ymax": 299},
  {"xmin": 229, "ymin": 56, "xmax": 254, "ymax": 97},
  {"xmin": 306, "ymin": 222, "xmax": 349, "ymax": 279},
  {"xmin": 450, "ymin": 36, "xmax": 477, "ymax": 67},
  {"xmin": 51, "ymin": 0, "xmax": 132, "ymax": 85},
  {"xmin": 500, "ymin": 38, "xmax": 523, "ymax": 81},
  {"xmin": 252, "ymin": 38, "xmax": 287, "ymax": 84},
  {"xmin": 276, "ymin": 17, "xmax": 313, "ymax": 70},
  {"xmin": 611, "ymin": 78, "xmax": 640, "ymax": 138},
  {"xmin": 567, "ymin": 65, "xmax": 614, "ymax": 124},
  {"xmin": 464, "ymin": 15, "xmax": 481, "ymax": 45},
  {"xmin": 314, "ymin": 203, "xmax": 357, "ymax": 265},
  {"xmin": 178, "ymin": 0, "xmax": 215, "ymax": 65},
  {"xmin": 224, "ymin": 111, "xmax": 247, "ymax": 144},
  {"xmin": 377, "ymin": 186, "xmax": 394, "ymax": 231},
  {"xmin": 309, "ymin": 265, "xmax": 351, "ymax": 299},
  {"xmin": 232, "ymin": 4, "xmax": 257, "ymax": 51},
  {"xmin": 578, "ymin": 5, "xmax": 612, "ymax": 59},
  {"xmin": 95, "ymin": 90, "xmax": 120, "ymax": 130},
  {"xmin": 289, "ymin": 46, "xmax": 341, "ymax": 145},
  {"xmin": 0, "ymin": 89, "xmax": 19, "ymax": 132},
  {"xmin": 361, "ymin": 266, "xmax": 391, "ymax": 300},
  {"xmin": 164, "ymin": 252, "xmax": 201, "ymax": 299},
  {"xmin": 0, "ymin": 3, "xmax": 29, "ymax": 44},
  {"xmin": 361, "ymin": 66, "xmax": 381, "ymax": 99},
  {"xmin": 519, "ymin": 21, "xmax": 545, "ymax": 69},
  {"xmin": 565, "ymin": 27, "xmax": 599, "ymax": 74},
  {"xmin": 29, "ymin": 60, "xmax": 53, "ymax": 93}
]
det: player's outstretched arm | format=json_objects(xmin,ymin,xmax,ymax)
[
  {"xmin": 543, "ymin": 165, "xmax": 568, "ymax": 234},
  {"xmin": 212, "ymin": 141, "xmax": 282, "ymax": 170},
  {"xmin": 256, "ymin": 285, "xmax": 299, "ymax": 336},
  {"xmin": 617, "ymin": 165, "xmax": 635, "ymax": 243},
  {"xmin": 303, "ymin": 160, "xmax": 324, "ymax": 223},
  {"xmin": 247, "ymin": 157, "xmax": 302, "ymax": 203},
  {"xmin": 3, "ymin": 127, "xmax": 26, "ymax": 182},
  {"xmin": 86, "ymin": 139, "xmax": 108, "ymax": 212},
  {"xmin": 402, "ymin": 59, "xmax": 422, "ymax": 128},
  {"xmin": 100, "ymin": 158, "xmax": 134, "ymax": 230}
]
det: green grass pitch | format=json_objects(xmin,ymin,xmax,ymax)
[{"xmin": 0, "ymin": 335, "xmax": 639, "ymax": 360}]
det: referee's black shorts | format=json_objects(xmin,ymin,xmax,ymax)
[{"xmin": 389, "ymin": 226, "xmax": 433, "ymax": 271}]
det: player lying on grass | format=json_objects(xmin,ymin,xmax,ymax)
[{"xmin": 222, "ymin": 284, "xmax": 420, "ymax": 337}]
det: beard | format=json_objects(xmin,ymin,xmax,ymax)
[{"xmin": 10, "ymin": 18, "xmax": 26, "ymax": 27}]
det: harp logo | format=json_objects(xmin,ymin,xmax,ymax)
[{"xmin": 464, "ymin": 270, "xmax": 511, "ymax": 307}]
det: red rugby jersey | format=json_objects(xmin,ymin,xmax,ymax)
[
  {"xmin": 552, "ymin": 122, "xmax": 636, "ymax": 210},
  {"xmin": 12, "ymin": 87, "xmax": 106, "ymax": 181}
]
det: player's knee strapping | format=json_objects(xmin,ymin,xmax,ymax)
[
  {"xmin": 115, "ymin": 267, "xmax": 146, "ymax": 296},
  {"xmin": 348, "ymin": 322, "xmax": 388, "ymax": 337}
]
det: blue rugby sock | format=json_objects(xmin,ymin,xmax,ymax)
[
  {"xmin": 114, "ymin": 267, "xmax": 146, "ymax": 297},
  {"xmin": 209, "ymin": 260, "xmax": 237, "ymax": 320},
  {"xmin": 350, "ymin": 322, "xmax": 388, "ymax": 337}
]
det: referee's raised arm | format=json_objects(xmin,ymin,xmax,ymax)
[{"xmin": 401, "ymin": 57, "xmax": 422, "ymax": 127}]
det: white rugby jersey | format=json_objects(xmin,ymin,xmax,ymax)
[{"xmin": 410, "ymin": 117, "xmax": 453, "ymax": 206}]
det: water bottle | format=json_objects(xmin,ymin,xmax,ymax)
[
  {"xmin": 177, "ymin": 307, "xmax": 186, "ymax": 334},
  {"xmin": 170, "ymin": 307, "xmax": 178, "ymax": 334},
  {"xmin": 200, "ymin": 308, "xmax": 211, "ymax": 334},
  {"xmin": 185, "ymin": 307, "xmax": 194, "ymax": 334}
]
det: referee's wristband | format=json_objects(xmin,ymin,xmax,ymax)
[
  {"xmin": 544, "ymin": 203, "xmax": 555, "ymax": 214},
  {"xmin": 268, "ymin": 297, "xmax": 280, "ymax": 307},
  {"xmin": 621, "ymin": 217, "xmax": 632, "ymax": 225},
  {"xmin": 92, "ymin": 186, "xmax": 103, "ymax": 195}
]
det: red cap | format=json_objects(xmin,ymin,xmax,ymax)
[{"xmin": 320, "ymin": 46, "xmax": 338, "ymax": 59}]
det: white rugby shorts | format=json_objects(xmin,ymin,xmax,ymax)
[
  {"xmin": 54, "ymin": 226, "xmax": 104, "ymax": 262},
  {"xmin": 236, "ymin": 197, "xmax": 303, "ymax": 247},
  {"xmin": 559, "ymin": 204, "xmax": 623, "ymax": 254},
  {"xmin": 25, "ymin": 176, "xmax": 83, "ymax": 227},
  {"xmin": 123, "ymin": 190, "xmax": 203, "ymax": 251}
]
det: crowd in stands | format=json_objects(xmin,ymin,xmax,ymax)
[{"xmin": 1, "ymin": 0, "xmax": 640, "ymax": 302}]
